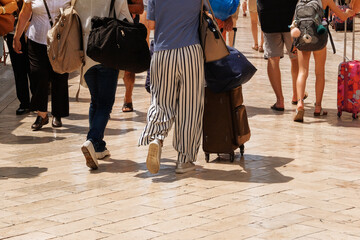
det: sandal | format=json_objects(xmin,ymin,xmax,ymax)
[
  {"xmin": 252, "ymin": 45, "xmax": 259, "ymax": 51},
  {"xmin": 314, "ymin": 104, "xmax": 328, "ymax": 116},
  {"xmin": 271, "ymin": 103, "xmax": 284, "ymax": 111},
  {"xmin": 293, "ymin": 98, "xmax": 305, "ymax": 122},
  {"xmin": 294, "ymin": 108, "xmax": 305, "ymax": 122},
  {"xmin": 258, "ymin": 46, "xmax": 264, "ymax": 53},
  {"xmin": 292, "ymin": 92, "xmax": 308, "ymax": 105},
  {"xmin": 122, "ymin": 102, "xmax": 133, "ymax": 112}
]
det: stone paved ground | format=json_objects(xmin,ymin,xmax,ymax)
[{"xmin": 0, "ymin": 14, "xmax": 360, "ymax": 240}]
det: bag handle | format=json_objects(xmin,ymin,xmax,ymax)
[
  {"xmin": 351, "ymin": 15, "xmax": 355, "ymax": 60},
  {"xmin": 109, "ymin": 0, "xmax": 117, "ymax": 18},
  {"xmin": 71, "ymin": 0, "xmax": 77, "ymax": 7},
  {"xmin": 327, "ymin": 25, "xmax": 336, "ymax": 54},
  {"xmin": 200, "ymin": 0, "xmax": 218, "ymax": 29},
  {"xmin": 42, "ymin": 0, "xmax": 53, "ymax": 27},
  {"xmin": 343, "ymin": 14, "xmax": 355, "ymax": 61}
]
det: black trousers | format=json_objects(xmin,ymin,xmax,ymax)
[
  {"xmin": 27, "ymin": 39, "xmax": 69, "ymax": 117},
  {"xmin": 6, "ymin": 34, "xmax": 32, "ymax": 109}
]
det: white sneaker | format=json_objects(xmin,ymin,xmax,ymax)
[
  {"xmin": 95, "ymin": 149, "xmax": 111, "ymax": 159},
  {"xmin": 81, "ymin": 140, "xmax": 99, "ymax": 170},
  {"xmin": 146, "ymin": 139, "xmax": 162, "ymax": 174},
  {"xmin": 175, "ymin": 162, "xmax": 196, "ymax": 174}
]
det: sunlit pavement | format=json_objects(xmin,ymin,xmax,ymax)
[{"xmin": 0, "ymin": 14, "xmax": 360, "ymax": 240}]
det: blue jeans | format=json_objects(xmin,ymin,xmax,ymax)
[{"xmin": 84, "ymin": 65, "xmax": 119, "ymax": 152}]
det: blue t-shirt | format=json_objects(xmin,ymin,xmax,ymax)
[{"xmin": 147, "ymin": 0, "xmax": 207, "ymax": 52}]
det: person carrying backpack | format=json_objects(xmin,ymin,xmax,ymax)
[
  {"xmin": 293, "ymin": 0, "xmax": 355, "ymax": 122},
  {"xmin": 13, "ymin": 0, "xmax": 71, "ymax": 130}
]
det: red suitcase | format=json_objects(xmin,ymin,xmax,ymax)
[{"xmin": 337, "ymin": 18, "xmax": 360, "ymax": 119}]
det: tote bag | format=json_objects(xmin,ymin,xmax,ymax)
[{"xmin": 200, "ymin": 0, "xmax": 229, "ymax": 63}]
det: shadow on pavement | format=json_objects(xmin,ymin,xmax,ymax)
[
  {"xmin": 0, "ymin": 167, "xmax": 48, "ymax": 179},
  {"xmin": 133, "ymin": 154, "xmax": 294, "ymax": 184}
]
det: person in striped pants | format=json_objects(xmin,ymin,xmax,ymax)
[{"xmin": 138, "ymin": 0, "xmax": 206, "ymax": 174}]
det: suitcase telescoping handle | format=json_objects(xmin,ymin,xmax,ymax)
[{"xmin": 343, "ymin": 13, "xmax": 355, "ymax": 62}]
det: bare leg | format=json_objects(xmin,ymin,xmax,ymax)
[
  {"xmin": 296, "ymin": 50, "xmax": 311, "ymax": 110},
  {"xmin": 267, "ymin": 57, "xmax": 284, "ymax": 108},
  {"xmin": 313, "ymin": 47, "xmax": 327, "ymax": 113},
  {"xmin": 242, "ymin": 1, "xmax": 247, "ymax": 16},
  {"xmin": 250, "ymin": 12, "xmax": 258, "ymax": 49},
  {"xmin": 123, "ymin": 71, "xmax": 135, "ymax": 112},
  {"xmin": 259, "ymin": 31, "xmax": 264, "ymax": 48},
  {"xmin": 290, "ymin": 57, "xmax": 299, "ymax": 102}
]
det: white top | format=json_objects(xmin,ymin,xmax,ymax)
[
  {"xmin": 24, "ymin": 0, "xmax": 70, "ymax": 45},
  {"xmin": 143, "ymin": 0, "xmax": 148, "ymax": 6},
  {"xmin": 75, "ymin": 0, "xmax": 133, "ymax": 86}
]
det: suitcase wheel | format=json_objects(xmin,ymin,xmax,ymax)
[
  {"xmin": 240, "ymin": 144, "xmax": 245, "ymax": 156},
  {"xmin": 230, "ymin": 152, "xmax": 235, "ymax": 163},
  {"xmin": 352, "ymin": 113, "xmax": 358, "ymax": 119},
  {"xmin": 337, "ymin": 111, "xmax": 342, "ymax": 118},
  {"xmin": 205, "ymin": 153, "xmax": 210, "ymax": 163}
]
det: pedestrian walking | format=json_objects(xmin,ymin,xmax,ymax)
[
  {"xmin": 139, "ymin": 0, "xmax": 206, "ymax": 174},
  {"xmin": 121, "ymin": 0, "xmax": 144, "ymax": 113},
  {"xmin": 75, "ymin": 0, "xmax": 133, "ymax": 170},
  {"xmin": 258, "ymin": 0, "xmax": 300, "ymax": 111},
  {"xmin": 293, "ymin": 0, "xmax": 355, "ymax": 122},
  {"xmin": 249, "ymin": 0, "xmax": 264, "ymax": 52},
  {"xmin": 13, "ymin": 0, "xmax": 70, "ymax": 130},
  {"xmin": 6, "ymin": 0, "xmax": 33, "ymax": 115}
]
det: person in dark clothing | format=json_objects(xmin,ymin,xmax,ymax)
[
  {"xmin": 257, "ymin": 0, "xmax": 300, "ymax": 111},
  {"xmin": 122, "ymin": 0, "xmax": 144, "ymax": 112},
  {"xmin": 13, "ymin": 0, "xmax": 70, "ymax": 130},
  {"xmin": 6, "ymin": 0, "xmax": 33, "ymax": 115}
]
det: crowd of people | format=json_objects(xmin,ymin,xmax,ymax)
[{"xmin": 0, "ymin": 0, "xmax": 357, "ymax": 173}]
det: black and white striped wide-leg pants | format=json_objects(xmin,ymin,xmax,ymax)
[{"xmin": 138, "ymin": 44, "xmax": 205, "ymax": 163}]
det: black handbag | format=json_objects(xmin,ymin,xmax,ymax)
[
  {"xmin": 205, "ymin": 46, "xmax": 257, "ymax": 93},
  {"xmin": 86, "ymin": 0, "xmax": 150, "ymax": 73}
]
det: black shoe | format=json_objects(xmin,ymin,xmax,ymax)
[
  {"xmin": 16, "ymin": 107, "xmax": 30, "ymax": 115},
  {"xmin": 31, "ymin": 115, "xmax": 49, "ymax": 131},
  {"xmin": 52, "ymin": 116, "xmax": 62, "ymax": 128}
]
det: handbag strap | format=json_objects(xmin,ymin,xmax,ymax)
[
  {"xmin": 200, "ymin": 0, "xmax": 218, "ymax": 28},
  {"xmin": 42, "ymin": 0, "xmax": 53, "ymax": 27},
  {"xmin": 109, "ymin": 0, "xmax": 117, "ymax": 18}
]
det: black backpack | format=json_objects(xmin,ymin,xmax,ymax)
[{"xmin": 293, "ymin": 0, "xmax": 329, "ymax": 51}]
